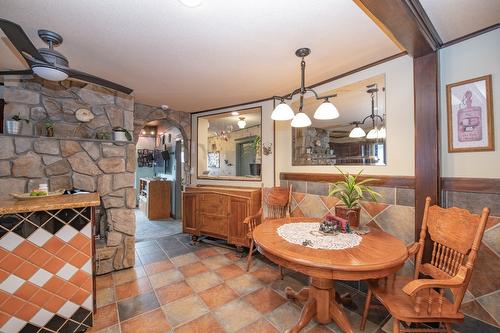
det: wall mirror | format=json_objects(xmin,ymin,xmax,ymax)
[
  {"xmin": 197, "ymin": 107, "xmax": 262, "ymax": 180},
  {"xmin": 292, "ymin": 74, "xmax": 386, "ymax": 166}
]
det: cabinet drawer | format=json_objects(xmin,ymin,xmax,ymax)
[{"xmin": 199, "ymin": 194, "xmax": 229, "ymax": 215}]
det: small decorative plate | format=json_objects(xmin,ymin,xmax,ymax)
[
  {"xmin": 10, "ymin": 190, "xmax": 65, "ymax": 200},
  {"xmin": 75, "ymin": 108, "xmax": 95, "ymax": 123}
]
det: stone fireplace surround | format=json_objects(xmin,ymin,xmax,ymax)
[{"xmin": 0, "ymin": 79, "xmax": 191, "ymax": 275}]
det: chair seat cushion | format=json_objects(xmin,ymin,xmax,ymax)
[{"xmin": 369, "ymin": 275, "xmax": 464, "ymax": 322}]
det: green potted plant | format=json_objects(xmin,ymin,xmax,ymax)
[
  {"xmin": 249, "ymin": 135, "xmax": 262, "ymax": 176},
  {"xmin": 6, "ymin": 114, "xmax": 29, "ymax": 135},
  {"xmin": 44, "ymin": 119, "xmax": 54, "ymax": 137},
  {"xmin": 329, "ymin": 166, "xmax": 381, "ymax": 227},
  {"xmin": 112, "ymin": 127, "xmax": 132, "ymax": 141}
]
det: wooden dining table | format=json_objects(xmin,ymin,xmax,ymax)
[{"xmin": 253, "ymin": 217, "xmax": 408, "ymax": 333}]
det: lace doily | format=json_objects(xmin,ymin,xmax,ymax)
[{"xmin": 277, "ymin": 222, "xmax": 362, "ymax": 250}]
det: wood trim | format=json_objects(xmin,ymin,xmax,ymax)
[
  {"xmin": 442, "ymin": 24, "xmax": 500, "ymax": 49},
  {"xmin": 414, "ymin": 52, "xmax": 440, "ymax": 244},
  {"xmin": 0, "ymin": 99, "xmax": 4, "ymax": 134},
  {"xmin": 353, "ymin": 0, "xmax": 437, "ymax": 57},
  {"xmin": 280, "ymin": 172, "xmax": 414, "ymax": 189},
  {"xmin": 446, "ymin": 74, "xmax": 494, "ymax": 153},
  {"xmin": 441, "ymin": 177, "xmax": 500, "ymax": 195}
]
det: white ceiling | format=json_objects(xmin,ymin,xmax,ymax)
[
  {"xmin": 0, "ymin": 0, "xmax": 401, "ymax": 112},
  {"xmin": 420, "ymin": 0, "xmax": 500, "ymax": 42}
]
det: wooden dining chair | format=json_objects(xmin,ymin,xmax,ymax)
[
  {"xmin": 244, "ymin": 184, "xmax": 293, "ymax": 273},
  {"xmin": 360, "ymin": 196, "xmax": 490, "ymax": 333}
]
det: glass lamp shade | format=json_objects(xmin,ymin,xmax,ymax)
[
  {"xmin": 313, "ymin": 101, "xmax": 339, "ymax": 120},
  {"xmin": 271, "ymin": 102, "xmax": 294, "ymax": 121},
  {"xmin": 291, "ymin": 112, "xmax": 312, "ymax": 128},
  {"xmin": 237, "ymin": 118, "xmax": 246, "ymax": 129},
  {"xmin": 349, "ymin": 125, "xmax": 366, "ymax": 138},
  {"xmin": 366, "ymin": 127, "xmax": 379, "ymax": 139},
  {"xmin": 378, "ymin": 126, "xmax": 386, "ymax": 139},
  {"xmin": 32, "ymin": 65, "xmax": 68, "ymax": 81}
]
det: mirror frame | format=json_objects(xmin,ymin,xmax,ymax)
[{"xmin": 196, "ymin": 106, "xmax": 263, "ymax": 181}]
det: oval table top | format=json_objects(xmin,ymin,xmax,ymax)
[{"xmin": 253, "ymin": 217, "xmax": 408, "ymax": 280}]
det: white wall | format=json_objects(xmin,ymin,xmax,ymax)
[
  {"xmin": 191, "ymin": 99, "xmax": 275, "ymax": 187},
  {"xmin": 275, "ymin": 55, "xmax": 415, "ymax": 181},
  {"xmin": 439, "ymin": 29, "xmax": 500, "ymax": 178}
]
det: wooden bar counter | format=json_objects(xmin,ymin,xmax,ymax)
[{"xmin": 0, "ymin": 193, "xmax": 100, "ymax": 333}]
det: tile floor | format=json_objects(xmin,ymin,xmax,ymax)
[
  {"xmin": 88, "ymin": 234, "xmax": 392, "ymax": 333},
  {"xmin": 134, "ymin": 210, "xmax": 182, "ymax": 242}
]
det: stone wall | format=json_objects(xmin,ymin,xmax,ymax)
[{"xmin": 1, "ymin": 79, "xmax": 136, "ymax": 275}]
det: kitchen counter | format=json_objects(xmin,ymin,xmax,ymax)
[{"xmin": 0, "ymin": 192, "xmax": 100, "ymax": 214}]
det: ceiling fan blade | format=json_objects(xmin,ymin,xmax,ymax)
[
  {"xmin": 66, "ymin": 68, "xmax": 133, "ymax": 95},
  {"xmin": 0, "ymin": 69, "xmax": 34, "ymax": 75},
  {"xmin": 0, "ymin": 18, "xmax": 46, "ymax": 63}
]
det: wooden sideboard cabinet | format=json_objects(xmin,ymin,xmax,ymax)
[
  {"xmin": 138, "ymin": 178, "xmax": 172, "ymax": 219},
  {"xmin": 182, "ymin": 185, "xmax": 261, "ymax": 248}
]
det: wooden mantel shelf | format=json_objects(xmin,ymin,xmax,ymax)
[{"xmin": 0, "ymin": 192, "xmax": 100, "ymax": 214}]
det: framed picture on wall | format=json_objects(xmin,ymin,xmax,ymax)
[
  {"xmin": 207, "ymin": 151, "xmax": 220, "ymax": 168},
  {"xmin": 446, "ymin": 75, "xmax": 494, "ymax": 153}
]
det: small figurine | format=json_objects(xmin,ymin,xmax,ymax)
[{"xmin": 319, "ymin": 214, "xmax": 351, "ymax": 234}]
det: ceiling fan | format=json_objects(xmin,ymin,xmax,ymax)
[{"xmin": 0, "ymin": 18, "xmax": 133, "ymax": 94}]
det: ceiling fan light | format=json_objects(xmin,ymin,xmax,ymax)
[
  {"xmin": 313, "ymin": 101, "xmax": 339, "ymax": 120},
  {"xmin": 237, "ymin": 117, "xmax": 246, "ymax": 129},
  {"xmin": 366, "ymin": 127, "xmax": 379, "ymax": 139},
  {"xmin": 32, "ymin": 65, "xmax": 68, "ymax": 81},
  {"xmin": 291, "ymin": 112, "xmax": 312, "ymax": 128},
  {"xmin": 349, "ymin": 125, "xmax": 366, "ymax": 138},
  {"xmin": 271, "ymin": 102, "xmax": 294, "ymax": 121}
]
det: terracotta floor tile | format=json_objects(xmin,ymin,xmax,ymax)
[
  {"xmin": 156, "ymin": 281, "xmax": 194, "ymax": 305},
  {"xmin": 195, "ymin": 247, "xmax": 219, "ymax": 259},
  {"xmin": 14, "ymin": 282, "xmax": 38, "ymax": 301},
  {"xmin": 179, "ymin": 262, "xmax": 209, "ymax": 278},
  {"xmin": 226, "ymin": 274, "xmax": 264, "ymax": 296},
  {"xmin": 96, "ymin": 287, "xmax": 116, "ymax": 308},
  {"xmin": 224, "ymin": 251, "xmax": 243, "ymax": 262},
  {"xmin": 174, "ymin": 313, "xmax": 226, "ymax": 333},
  {"xmin": 161, "ymin": 294, "xmax": 209, "ymax": 327},
  {"xmin": 120, "ymin": 308, "xmax": 170, "ymax": 333},
  {"xmin": 213, "ymin": 299, "xmax": 262, "ymax": 332},
  {"xmin": 148, "ymin": 268, "xmax": 184, "ymax": 289},
  {"xmin": 267, "ymin": 303, "xmax": 316, "ymax": 332},
  {"xmin": 236, "ymin": 318, "xmax": 280, "ymax": 333},
  {"xmin": 243, "ymin": 287, "xmax": 286, "ymax": 314},
  {"xmin": 117, "ymin": 291, "xmax": 160, "ymax": 322},
  {"xmin": 170, "ymin": 253, "xmax": 199, "ymax": 267},
  {"xmin": 88, "ymin": 303, "xmax": 118, "ymax": 331},
  {"xmin": 144, "ymin": 259, "xmax": 174, "ymax": 275},
  {"xmin": 202, "ymin": 254, "xmax": 232, "ymax": 270},
  {"xmin": 96, "ymin": 274, "xmax": 114, "ymax": 290},
  {"xmin": 186, "ymin": 271, "xmax": 222, "ymax": 293},
  {"xmin": 215, "ymin": 264, "xmax": 245, "ymax": 280},
  {"xmin": 115, "ymin": 276, "xmax": 152, "ymax": 301},
  {"xmin": 1, "ymin": 253, "xmax": 23, "ymax": 272},
  {"xmin": 307, "ymin": 326, "xmax": 335, "ymax": 332},
  {"xmin": 251, "ymin": 267, "xmax": 282, "ymax": 285},
  {"xmin": 15, "ymin": 302, "xmax": 39, "ymax": 321},
  {"xmin": 199, "ymin": 283, "xmax": 239, "ymax": 310},
  {"xmin": 113, "ymin": 266, "xmax": 147, "ymax": 285}
]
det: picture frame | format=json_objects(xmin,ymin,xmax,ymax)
[
  {"xmin": 207, "ymin": 151, "xmax": 220, "ymax": 168},
  {"xmin": 446, "ymin": 74, "xmax": 494, "ymax": 153}
]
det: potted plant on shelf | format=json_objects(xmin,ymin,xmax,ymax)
[
  {"xmin": 329, "ymin": 166, "xmax": 381, "ymax": 228},
  {"xmin": 112, "ymin": 127, "xmax": 132, "ymax": 141},
  {"xmin": 249, "ymin": 135, "xmax": 262, "ymax": 176},
  {"xmin": 6, "ymin": 114, "xmax": 29, "ymax": 135}
]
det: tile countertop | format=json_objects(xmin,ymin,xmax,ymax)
[{"xmin": 0, "ymin": 192, "xmax": 100, "ymax": 214}]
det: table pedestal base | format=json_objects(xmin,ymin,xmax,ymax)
[{"xmin": 284, "ymin": 278, "xmax": 354, "ymax": 333}]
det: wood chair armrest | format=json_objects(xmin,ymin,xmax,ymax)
[
  {"xmin": 243, "ymin": 208, "xmax": 263, "ymax": 225},
  {"xmin": 407, "ymin": 242, "xmax": 420, "ymax": 255},
  {"xmin": 402, "ymin": 266, "xmax": 467, "ymax": 296}
]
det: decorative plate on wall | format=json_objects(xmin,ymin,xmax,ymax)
[{"xmin": 75, "ymin": 108, "xmax": 95, "ymax": 122}]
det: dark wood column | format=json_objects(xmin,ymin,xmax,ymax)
[{"xmin": 413, "ymin": 53, "xmax": 440, "ymax": 238}]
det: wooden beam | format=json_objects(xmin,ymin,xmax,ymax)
[
  {"xmin": 414, "ymin": 52, "xmax": 439, "ymax": 241},
  {"xmin": 353, "ymin": 0, "xmax": 440, "ymax": 57}
]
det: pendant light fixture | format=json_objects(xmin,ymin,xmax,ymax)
[
  {"xmin": 271, "ymin": 48, "xmax": 339, "ymax": 127},
  {"xmin": 237, "ymin": 116, "xmax": 247, "ymax": 129},
  {"xmin": 349, "ymin": 84, "xmax": 385, "ymax": 139}
]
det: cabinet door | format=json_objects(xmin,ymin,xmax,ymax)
[
  {"xmin": 182, "ymin": 193, "xmax": 197, "ymax": 234},
  {"xmin": 228, "ymin": 197, "xmax": 250, "ymax": 247},
  {"xmin": 198, "ymin": 193, "xmax": 229, "ymax": 238}
]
